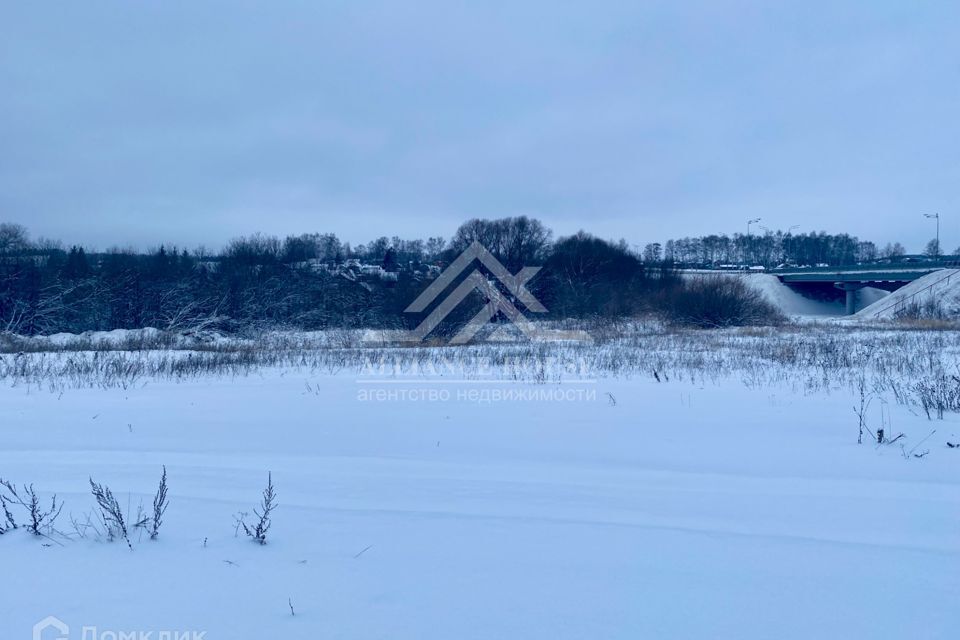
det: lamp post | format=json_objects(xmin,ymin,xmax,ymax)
[
  {"xmin": 924, "ymin": 213, "xmax": 940, "ymax": 258},
  {"xmin": 745, "ymin": 218, "xmax": 761, "ymax": 265}
]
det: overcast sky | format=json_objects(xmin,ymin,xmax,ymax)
[{"xmin": 1, "ymin": 1, "xmax": 958, "ymax": 251}]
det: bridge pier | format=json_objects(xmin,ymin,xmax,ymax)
[{"xmin": 835, "ymin": 282, "xmax": 866, "ymax": 315}]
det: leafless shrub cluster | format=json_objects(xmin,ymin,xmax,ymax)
[
  {"xmin": 658, "ymin": 275, "xmax": 786, "ymax": 328},
  {"xmin": 5, "ymin": 324, "xmax": 960, "ymax": 419},
  {"xmin": 85, "ymin": 467, "xmax": 170, "ymax": 547},
  {"xmin": 1, "ymin": 467, "xmax": 284, "ymax": 547},
  {"xmin": 913, "ymin": 373, "xmax": 960, "ymax": 420},
  {"xmin": 894, "ymin": 298, "xmax": 950, "ymax": 322},
  {"xmin": 89, "ymin": 477, "xmax": 133, "ymax": 548},
  {"xmin": 0, "ymin": 479, "xmax": 63, "ymax": 537}
]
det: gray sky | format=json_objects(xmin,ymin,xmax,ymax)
[{"xmin": 1, "ymin": 0, "xmax": 958, "ymax": 251}]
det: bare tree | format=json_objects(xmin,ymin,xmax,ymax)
[{"xmin": 0, "ymin": 223, "xmax": 30, "ymax": 255}]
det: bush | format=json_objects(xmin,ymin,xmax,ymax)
[
  {"xmin": 659, "ymin": 275, "xmax": 785, "ymax": 328},
  {"xmin": 913, "ymin": 373, "xmax": 960, "ymax": 420},
  {"xmin": 89, "ymin": 477, "xmax": 132, "ymax": 548},
  {"xmin": 149, "ymin": 466, "xmax": 169, "ymax": 540},
  {"xmin": 895, "ymin": 298, "xmax": 950, "ymax": 321},
  {"xmin": 0, "ymin": 479, "xmax": 63, "ymax": 536}
]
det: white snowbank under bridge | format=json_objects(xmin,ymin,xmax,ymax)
[{"xmin": 683, "ymin": 271, "xmax": 889, "ymax": 317}]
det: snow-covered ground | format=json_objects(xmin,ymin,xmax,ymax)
[
  {"xmin": 855, "ymin": 269, "xmax": 960, "ymax": 320},
  {"xmin": 1, "ymin": 337, "xmax": 959, "ymax": 639}
]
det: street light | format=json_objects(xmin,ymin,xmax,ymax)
[
  {"xmin": 788, "ymin": 224, "xmax": 800, "ymax": 234},
  {"xmin": 924, "ymin": 213, "xmax": 940, "ymax": 258},
  {"xmin": 745, "ymin": 218, "xmax": 762, "ymax": 266}
]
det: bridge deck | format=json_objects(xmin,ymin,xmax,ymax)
[{"xmin": 774, "ymin": 268, "xmax": 940, "ymax": 284}]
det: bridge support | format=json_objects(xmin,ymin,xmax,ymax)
[
  {"xmin": 774, "ymin": 265, "xmax": 942, "ymax": 317},
  {"xmin": 835, "ymin": 282, "xmax": 866, "ymax": 315}
]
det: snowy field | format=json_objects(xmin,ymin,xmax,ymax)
[{"xmin": 1, "ymin": 328, "xmax": 959, "ymax": 639}]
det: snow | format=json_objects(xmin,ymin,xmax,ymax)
[
  {"xmin": 709, "ymin": 273, "xmax": 889, "ymax": 317},
  {"xmin": 745, "ymin": 273, "xmax": 844, "ymax": 316},
  {"xmin": 1, "ymin": 354, "xmax": 958, "ymax": 639},
  {"xmin": 855, "ymin": 269, "xmax": 960, "ymax": 319}
]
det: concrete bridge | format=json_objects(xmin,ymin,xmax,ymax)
[{"xmin": 771, "ymin": 261, "xmax": 957, "ymax": 314}]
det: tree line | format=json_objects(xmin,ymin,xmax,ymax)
[
  {"xmin": 1, "ymin": 219, "xmax": 683, "ymax": 335},
  {"xmin": 654, "ymin": 231, "xmax": 918, "ymax": 268},
  {"xmin": 8, "ymin": 217, "xmax": 929, "ymax": 335}
]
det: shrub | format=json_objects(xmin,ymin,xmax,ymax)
[
  {"xmin": 913, "ymin": 373, "xmax": 960, "ymax": 420},
  {"xmin": 0, "ymin": 479, "xmax": 63, "ymax": 536},
  {"xmin": 89, "ymin": 478, "xmax": 132, "ymax": 548},
  {"xmin": 659, "ymin": 276, "xmax": 785, "ymax": 328},
  {"xmin": 240, "ymin": 473, "xmax": 277, "ymax": 545},
  {"xmin": 149, "ymin": 466, "xmax": 169, "ymax": 540},
  {"xmin": 893, "ymin": 298, "xmax": 959, "ymax": 329}
]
